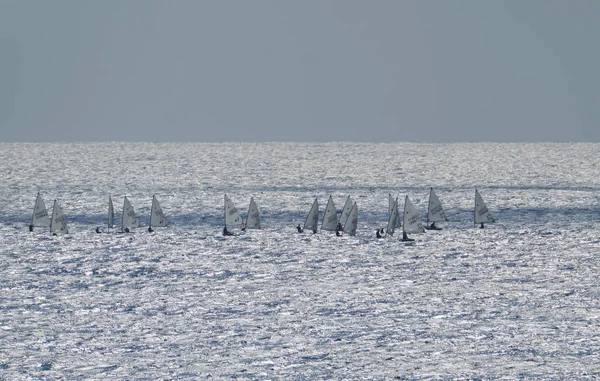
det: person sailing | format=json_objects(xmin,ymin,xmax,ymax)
[
  {"xmin": 223, "ymin": 226, "xmax": 233, "ymax": 236},
  {"xmin": 376, "ymin": 229, "xmax": 383, "ymax": 239},
  {"xmin": 297, "ymin": 224, "xmax": 303, "ymax": 233}
]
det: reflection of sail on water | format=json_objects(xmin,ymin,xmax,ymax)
[
  {"xmin": 31, "ymin": 192, "xmax": 51, "ymax": 228},
  {"xmin": 108, "ymin": 195, "xmax": 114, "ymax": 229},
  {"xmin": 321, "ymin": 195, "xmax": 338, "ymax": 232},
  {"xmin": 150, "ymin": 195, "xmax": 167, "ymax": 228},
  {"xmin": 339, "ymin": 196, "xmax": 354, "ymax": 228},
  {"xmin": 427, "ymin": 188, "xmax": 447, "ymax": 224},
  {"xmin": 343, "ymin": 202, "xmax": 358, "ymax": 236},
  {"xmin": 245, "ymin": 197, "xmax": 261, "ymax": 229},
  {"xmin": 386, "ymin": 197, "xmax": 399, "ymax": 237},
  {"xmin": 224, "ymin": 194, "xmax": 241, "ymax": 228},
  {"xmin": 303, "ymin": 198, "xmax": 319, "ymax": 232},
  {"xmin": 122, "ymin": 196, "xmax": 140, "ymax": 231},
  {"xmin": 50, "ymin": 200, "xmax": 68, "ymax": 235},
  {"xmin": 403, "ymin": 195, "xmax": 425, "ymax": 234},
  {"xmin": 474, "ymin": 190, "xmax": 494, "ymax": 226}
]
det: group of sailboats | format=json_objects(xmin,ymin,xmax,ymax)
[
  {"xmin": 30, "ymin": 192, "xmax": 68, "ymax": 235},
  {"xmin": 30, "ymin": 189, "xmax": 494, "ymax": 237},
  {"xmin": 297, "ymin": 195, "xmax": 358, "ymax": 236},
  {"xmin": 223, "ymin": 194, "xmax": 262, "ymax": 235},
  {"xmin": 115, "ymin": 195, "xmax": 167, "ymax": 233},
  {"xmin": 30, "ymin": 193, "xmax": 167, "ymax": 235}
]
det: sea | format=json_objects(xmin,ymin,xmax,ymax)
[{"xmin": 0, "ymin": 142, "xmax": 599, "ymax": 379}]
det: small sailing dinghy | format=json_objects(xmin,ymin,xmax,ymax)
[
  {"xmin": 98, "ymin": 195, "xmax": 114, "ymax": 233},
  {"xmin": 388, "ymin": 193, "xmax": 402, "ymax": 229},
  {"xmin": 384, "ymin": 197, "xmax": 400, "ymax": 238},
  {"xmin": 321, "ymin": 195, "xmax": 339, "ymax": 233},
  {"xmin": 223, "ymin": 194, "xmax": 241, "ymax": 236},
  {"xmin": 425, "ymin": 188, "xmax": 447, "ymax": 230},
  {"xmin": 298, "ymin": 198, "xmax": 319, "ymax": 233},
  {"xmin": 244, "ymin": 197, "xmax": 261, "ymax": 230},
  {"xmin": 338, "ymin": 196, "xmax": 354, "ymax": 229},
  {"xmin": 148, "ymin": 195, "xmax": 167, "ymax": 232},
  {"xmin": 30, "ymin": 192, "xmax": 50, "ymax": 232},
  {"xmin": 50, "ymin": 200, "xmax": 68, "ymax": 236},
  {"xmin": 122, "ymin": 196, "xmax": 140, "ymax": 233},
  {"xmin": 402, "ymin": 195, "xmax": 425, "ymax": 241},
  {"xmin": 343, "ymin": 202, "xmax": 358, "ymax": 236},
  {"xmin": 474, "ymin": 189, "xmax": 494, "ymax": 228}
]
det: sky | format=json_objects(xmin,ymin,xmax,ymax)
[{"xmin": 0, "ymin": 0, "xmax": 598, "ymax": 142}]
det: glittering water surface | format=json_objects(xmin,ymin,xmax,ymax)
[{"xmin": 1, "ymin": 142, "xmax": 600, "ymax": 379}]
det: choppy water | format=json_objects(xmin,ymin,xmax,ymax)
[{"xmin": 1, "ymin": 142, "xmax": 600, "ymax": 379}]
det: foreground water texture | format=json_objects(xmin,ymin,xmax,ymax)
[{"xmin": 1, "ymin": 142, "xmax": 599, "ymax": 379}]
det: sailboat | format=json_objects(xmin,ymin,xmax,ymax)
[
  {"xmin": 321, "ymin": 195, "xmax": 338, "ymax": 232},
  {"xmin": 108, "ymin": 195, "xmax": 114, "ymax": 230},
  {"xmin": 343, "ymin": 202, "xmax": 358, "ymax": 236},
  {"xmin": 338, "ymin": 196, "xmax": 354, "ymax": 229},
  {"xmin": 402, "ymin": 195, "xmax": 425, "ymax": 241},
  {"xmin": 385, "ymin": 197, "xmax": 400, "ymax": 237},
  {"xmin": 299, "ymin": 198, "xmax": 319, "ymax": 233},
  {"xmin": 474, "ymin": 189, "xmax": 494, "ymax": 228},
  {"xmin": 244, "ymin": 197, "xmax": 261, "ymax": 230},
  {"xmin": 388, "ymin": 193, "xmax": 401, "ymax": 228},
  {"xmin": 122, "ymin": 196, "xmax": 140, "ymax": 233},
  {"xmin": 223, "ymin": 194, "xmax": 241, "ymax": 235},
  {"xmin": 148, "ymin": 195, "xmax": 167, "ymax": 232},
  {"xmin": 30, "ymin": 192, "xmax": 50, "ymax": 231},
  {"xmin": 425, "ymin": 188, "xmax": 447, "ymax": 230},
  {"xmin": 50, "ymin": 200, "xmax": 68, "ymax": 235}
]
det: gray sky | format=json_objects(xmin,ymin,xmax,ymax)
[{"xmin": 1, "ymin": 0, "xmax": 598, "ymax": 142}]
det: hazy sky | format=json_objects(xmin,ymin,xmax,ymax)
[{"xmin": 1, "ymin": 0, "xmax": 598, "ymax": 142}]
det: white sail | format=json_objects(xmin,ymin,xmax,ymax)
[
  {"xmin": 321, "ymin": 195, "xmax": 338, "ymax": 231},
  {"xmin": 150, "ymin": 195, "xmax": 167, "ymax": 228},
  {"xmin": 427, "ymin": 188, "xmax": 447, "ymax": 223},
  {"xmin": 245, "ymin": 197, "xmax": 261, "ymax": 229},
  {"xmin": 403, "ymin": 195, "xmax": 425, "ymax": 234},
  {"xmin": 474, "ymin": 189, "xmax": 494, "ymax": 225},
  {"xmin": 122, "ymin": 196, "xmax": 140, "ymax": 230},
  {"xmin": 343, "ymin": 202, "xmax": 358, "ymax": 236},
  {"xmin": 224, "ymin": 194, "xmax": 242, "ymax": 228},
  {"xmin": 303, "ymin": 198, "xmax": 319, "ymax": 232},
  {"xmin": 50, "ymin": 200, "xmax": 68, "ymax": 235},
  {"xmin": 388, "ymin": 193, "xmax": 401, "ymax": 228},
  {"xmin": 108, "ymin": 195, "xmax": 114, "ymax": 228},
  {"xmin": 338, "ymin": 195, "xmax": 354, "ymax": 228},
  {"xmin": 386, "ymin": 197, "xmax": 399, "ymax": 237},
  {"xmin": 31, "ymin": 192, "xmax": 50, "ymax": 227}
]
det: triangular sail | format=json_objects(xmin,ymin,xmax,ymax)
[
  {"xmin": 122, "ymin": 196, "xmax": 140, "ymax": 230},
  {"xmin": 224, "ymin": 194, "xmax": 242, "ymax": 228},
  {"xmin": 386, "ymin": 197, "xmax": 399, "ymax": 236},
  {"xmin": 50, "ymin": 200, "xmax": 68, "ymax": 235},
  {"xmin": 388, "ymin": 193, "xmax": 401, "ymax": 228},
  {"xmin": 150, "ymin": 195, "xmax": 167, "ymax": 228},
  {"xmin": 427, "ymin": 188, "xmax": 447, "ymax": 223},
  {"xmin": 245, "ymin": 197, "xmax": 261, "ymax": 229},
  {"xmin": 31, "ymin": 192, "xmax": 51, "ymax": 227},
  {"xmin": 343, "ymin": 202, "xmax": 358, "ymax": 236},
  {"xmin": 108, "ymin": 195, "xmax": 114, "ymax": 228},
  {"xmin": 474, "ymin": 190, "xmax": 494, "ymax": 225},
  {"xmin": 321, "ymin": 195, "xmax": 338, "ymax": 231},
  {"xmin": 303, "ymin": 198, "xmax": 319, "ymax": 232},
  {"xmin": 403, "ymin": 195, "xmax": 425, "ymax": 234},
  {"xmin": 338, "ymin": 196, "xmax": 354, "ymax": 228}
]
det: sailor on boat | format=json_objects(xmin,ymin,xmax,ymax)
[
  {"xmin": 223, "ymin": 226, "xmax": 233, "ymax": 236},
  {"xmin": 376, "ymin": 229, "xmax": 383, "ymax": 239},
  {"xmin": 312, "ymin": 228, "xmax": 317, "ymax": 234},
  {"xmin": 480, "ymin": 223, "xmax": 485, "ymax": 229},
  {"xmin": 124, "ymin": 227, "xmax": 130, "ymax": 233},
  {"xmin": 29, "ymin": 224, "xmax": 34, "ymax": 232},
  {"xmin": 148, "ymin": 227, "xmax": 154, "ymax": 233},
  {"xmin": 336, "ymin": 222, "xmax": 343, "ymax": 236},
  {"xmin": 297, "ymin": 224, "xmax": 303, "ymax": 233},
  {"xmin": 96, "ymin": 227, "xmax": 101, "ymax": 234}
]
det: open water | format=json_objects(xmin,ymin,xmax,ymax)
[{"xmin": 1, "ymin": 142, "xmax": 599, "ymax": 379}]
